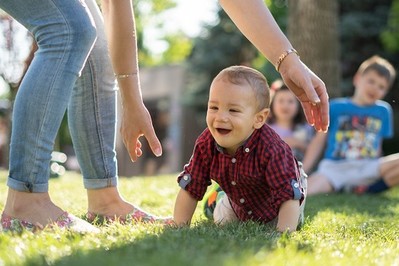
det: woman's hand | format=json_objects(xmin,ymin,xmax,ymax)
[
  {"xmin": 120, "ymin": 102, "xmax": 162, "ymax": 162},
  {"xmin": 279, "ymin": 55, "xmax": 329, "ymax": 132}
]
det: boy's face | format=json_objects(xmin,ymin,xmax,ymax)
[
  {"xmin": 353, "ymin": 70, "xmax": 390, "ymax": 105},
  {"xmin": 206, "ymin": 78, "xmax": 269, "ymax": 155}
]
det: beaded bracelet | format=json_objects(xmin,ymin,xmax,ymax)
[
  {"xmin": 275, "ymin": 48, "xmax": 299, "ymax": 72},
  {"xmin": 114, "ymin": 73, "xmax": 137, "ymax": 79}
]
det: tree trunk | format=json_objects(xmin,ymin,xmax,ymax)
[{"xmin": 287, "ymin": 0, "xmax": 341, "ymax": 98}]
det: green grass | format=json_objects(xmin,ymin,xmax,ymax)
[{"xmin": 1, "ymin": 171, "xmax": 399, "ymax": 266}]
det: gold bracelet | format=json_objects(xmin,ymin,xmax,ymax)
[
  {"xmin": 114, "ymin": 73, "xmax": 137, "ymax": 79},
  {"xmin": 275, "ymin": 48, "xmax": 299, "ymax": 72}
]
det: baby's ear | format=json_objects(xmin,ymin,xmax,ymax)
[{"xmin": 254, "ymin": 108, "xmax": 270, "ymax": 129}]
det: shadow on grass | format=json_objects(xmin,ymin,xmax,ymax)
[
  {"xmin": 17, "ymin": 188, "xmax": 399, "ymax": 266},
  {"xmin": 49, "ymin": 221, "xmax": 282, "ymax": 266}
]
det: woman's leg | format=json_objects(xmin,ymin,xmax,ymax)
[
  {"xmin": 69, "ymin": 0, "xmax": 164, "ymax": 220},
  {"xmin": 1, "ymin": 0, "xmax": 96, "ymax": 226}
]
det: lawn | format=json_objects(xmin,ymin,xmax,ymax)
[{"xmin": 1, "ymin": 171, "xmax": 399, "ymax": 266}]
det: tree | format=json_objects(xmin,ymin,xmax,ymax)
[{"xmin": 287, "ymin": 0, "xmax": 341, "ymax": 98}]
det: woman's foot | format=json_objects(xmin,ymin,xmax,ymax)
[
  {"xmin": 2, "ymin": 188, "xmax": 99, "ymax": 233},
  {"xmin": 3, "ymin": 188, "xmax": 65, "ymax": 226},
  {"xmin": 86, "ymin": 187, "xmax": 173, "ymax": 225}
]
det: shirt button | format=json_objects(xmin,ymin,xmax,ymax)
[
  {"xmin": 183, "ymin": 175, "xmax": 189, "ymax": 181},
  {"xmin": 231, "ymin": 158, "xmax": 237, "ymax": 163},
  {"xmin": 245, "ymin": 148, "xmax": 250, "ymax": 153},
  {"xmin": 248, "ymin": 210, "xmax": 252, "ymax": 215},
  {"xmin": 239, "ymin": 198, "xmax": 245, "ymax": 203},
  {"xmin": 231, "ymin": 181, "xmax": 236, "ymax": 186},
  {"xmin": 294, "ymin": 182, "xmax": 299, "ymax": 188}
]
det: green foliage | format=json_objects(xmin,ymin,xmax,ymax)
[
  {"xmin": 339, "ymin": 0, "xmax": 394, "ymax": 96},
  {"xmin": 1, "ymin": 171, "xmax": 399, "ymax": 266},
  {"xmin": 157, "ymin": 32, "xmax": 193, "ymax": 65},
  {"xmin": 381, "ymin": 0, "xmax": 399, "ymax": 52},
  {"xmin": 133, "ymin": 0, "xmax": 177, "ymax": 66}
]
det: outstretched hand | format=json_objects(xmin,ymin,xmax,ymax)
[
  {"xmin": 120, "ymin": 103, "xmax": 162, "ymax": 162},
  {"xmin": 279, "ymin": 55, "xmax": 329, "ymax": 132}
]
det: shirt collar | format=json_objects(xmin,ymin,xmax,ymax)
[{"xmin": 214, "ymin": 128, "xmax": 261, "ymax": 155}]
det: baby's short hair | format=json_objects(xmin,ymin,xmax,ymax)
[
  {"xmin": 357, "ymin": 55, "xmax": 396, "ymax": 88},
  {"xmin": 214, "ymin": 65, "xmax": 270, "ymax": 110}
]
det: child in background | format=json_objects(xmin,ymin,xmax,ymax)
[
  {"xmin": 173, "ymin": 66, "xmax": 307, "ymax": 232},
  {"xmin": 268, "ymin": 81, "xmax": 314, "ymax": 162},
  {"xmin": 303, "ymin": 55, "xmax": 399, "ymax": 195}
]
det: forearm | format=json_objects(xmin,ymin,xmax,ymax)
[
  {"xmin": 302, "ymin": 133, "xmax": 326, "ymax": 173},
  {"xmin": 173, "ymin": 189, "xmax": 198, "ymax": 226},
  {"xmin": 101, "ymin": 0, "xmax": 142, "ymax": 106},
  {"xmin": 219, "ymin": 0, "xmax": 292, "ymax": 64},
  {"xmin": 283, "ymin": 137, "xmax": 307, "ymax": 152},
  {"xmin": 277, "ymin": 200, "xmax": 300, "ymax": 232}
]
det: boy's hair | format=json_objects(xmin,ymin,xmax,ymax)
[
  {"xmin": 357, "ymin": 55, "xmax": 396, "ymax": 88},
  {"xmin": 214, "ymin": 65, "xmax": 270, "ymax": 110}
]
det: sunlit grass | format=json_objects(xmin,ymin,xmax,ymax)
[{"xmin": 1, "ymin": 171, "xmax": 399, "ymax": 266}]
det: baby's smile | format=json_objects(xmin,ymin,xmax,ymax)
[{"xmin": 216, "ymin": 128, "xmax": 232, "ymax": 135}]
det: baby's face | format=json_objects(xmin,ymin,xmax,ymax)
[
  {"xmin": 206, "ymin": 78, "xmax": 260, "ymax": 155},
  {"xmin": 353, "ymin": 70, "xmax": 390, "ymax": 106}
]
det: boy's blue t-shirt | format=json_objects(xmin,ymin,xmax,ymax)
[{"xmin": 324, "ymin": 98, "xmax": 393, "ymax": 160}]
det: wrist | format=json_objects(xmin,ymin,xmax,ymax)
[{"xmin": 275, "ymin": 48, "xmax": 300, "ymax": 72}]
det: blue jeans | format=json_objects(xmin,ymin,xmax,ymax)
[{"xmin": 1, "ymin": 0, "xmax": 119, "ymax": 192}]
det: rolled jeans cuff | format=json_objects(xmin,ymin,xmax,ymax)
[
  {"xmin": 7, "ymin": 176, "xmax": 48, "ymax": 193},
  {"xmin": 83, "ymin": 176, "xmax": 118, "ymax": 189}
]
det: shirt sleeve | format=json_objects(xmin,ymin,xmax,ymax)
[
  {"xmin": 177, "ymin": 140, "xmax": 212, "ymax": 201},
  {"xmin": 380, "ymin": 102, "xmax": 393, "ymax": 138},
  {"xmin": 264, "ymin": 141, "xmax": 304, "ymax": 208}
]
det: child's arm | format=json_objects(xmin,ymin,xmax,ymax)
[
  {"xmin": 283, "ymin": 137, "xmax": 307, "ymax": 152},
  {"xmin": 173, "ymin": 189, "xmax": 198, "ymax": 226},
  {"xmin": 277, "ymin": 199, "xmax": 300, "ymax": 232},
  {"xmin": 302, "ymin": 131, "xmax": 327, "ymax": 173}
]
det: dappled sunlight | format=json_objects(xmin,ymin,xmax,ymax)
[{"xmin": 1, "ymin": 171, "xmax": 399, "ymax": 266}]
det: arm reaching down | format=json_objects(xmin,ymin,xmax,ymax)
[
  {"xmin": 219, "ymin": 0, "xmax": 329, "ymax": 132},
  {"xmin": 101, "ymin": 0, "xmax": 162, "ymax": 162}
]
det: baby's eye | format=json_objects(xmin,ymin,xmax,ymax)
[
  {"xmin": 209, "ymin": 106, "xmax": 218, "ymax": 110},
  {"xmin": 230, "ymin": 109, "xmax": 240, "ymax": 113}
]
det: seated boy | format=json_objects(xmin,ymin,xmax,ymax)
[
  {"xmin": 173, "ymin": 65, "xmax": 307, "ymax": 232},
  {"xmin": 303, "ymin": 55, "xmax": 399, "ymax": 195}
]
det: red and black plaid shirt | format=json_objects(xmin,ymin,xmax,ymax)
[{"xmin": 177, "ymin": 125, "xmax": 305, "ymax": 223}]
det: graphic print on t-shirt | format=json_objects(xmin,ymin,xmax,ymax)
[{"xmin": 332, "ymin": 115, "xmax": 381, "ymax": 160}]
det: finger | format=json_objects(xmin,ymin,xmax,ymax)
[
  {"xmin": 301, "ymin": 66, "xmax": 322, "ymax": 104},
  {"xmin": 136, "ymin": 139, "xmax": 142, "ymax": 149},
  {"xmin": 145, "ymin": 126, "xmax": 163, "ymax": 157},
  {"xmin": 136, "ymin": 147, "xmax": 143, "ymax": 157},
  {"xmin": 311, "ymin": 84, "xmax": 329, "ymax": 132},
  {"xmin": 125, "ymin": 136, "xmax": 140, "ymax": 162},
  {"xmin": 310, "ymin": 103, "xmax": 322, "ymax": 132},
  {"xmin": 319, "ymin": 91, "xmax": 330, "ymax": 132},
  {"xmin": 301, "ymin": 101, "xmax": 315, "ymax": 126},
  {"xmin": 128, "ymin": 140, "xmax": 138, "ymax": 162}
]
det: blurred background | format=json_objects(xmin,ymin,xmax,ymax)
[{"xmin": 0, "ymin": 0, "xmax": 398, "ymax": 177}]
